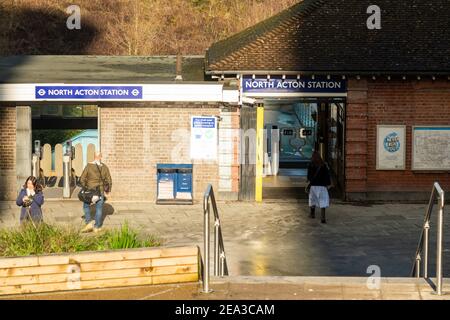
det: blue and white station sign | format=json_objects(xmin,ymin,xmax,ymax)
[
  {"xmin": 242, "ymin": 75, "xmax": 347, "ymax": 96},
  {"xmin": 35, "ymin": 85, "xmax": 143, "ymax": 100}
]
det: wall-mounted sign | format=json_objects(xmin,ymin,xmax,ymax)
[
  {"xmin": 35, "ymin": 86, "xmax": 143, "ymax": 100},
  {"xmin": 242, "ymin": 75, "xmax": 347, "ymax": 96},
  {"xmin": 300, "ymin": 128, "xmax": 313, "ymax": 138},
  {"xmin": 190, "ymin": 116, "xmax": 218, "ymax": 160},
  {"xmin": 412, "ymin": 126, "xmax": 450, "ymax": 170},
  {"xmin": 376, "ymin": 125, "xmax": 406, "ymax": 170}
]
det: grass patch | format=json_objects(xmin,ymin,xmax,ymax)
[{"xmin": 0, "ymin": 221, "xmax": 162, "ymax": 257}]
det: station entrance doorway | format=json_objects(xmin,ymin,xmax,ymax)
[
  {"xmin": 262, "ymin": 98, "xmax": 345, "ymax": 199},
  {"xmin": 31, "ymin": 104, "xmax": 99, "ymax": 199},
  {"xmin": 239, "ymin": 98, "xmax": 346, "ymax": 201}
]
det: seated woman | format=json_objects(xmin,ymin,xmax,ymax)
[{"xmin": 16, "ymin": 176, "xmax": 45, "ymax": 224}]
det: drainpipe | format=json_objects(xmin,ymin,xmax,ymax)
[{"xmin": 175, "ymin": 54, "xmax": 183, "ymax": 81}]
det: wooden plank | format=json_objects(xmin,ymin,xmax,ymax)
[
  {"xmin": 80, "ymin": 264, "xmax": 198, "ymax": 282},
  {"xmin": 51, "ymin": 246, "xmax": 198, "ymax": 264},
  {"xmin": 0, "ymin": 246, "xmax": 198, "ymax": 268},
  {"xmin": 79, "ymin": 258, "xmax": 151, "ymax": 272},
  {"xmin": 1, "ymin": 276, "xmax": 155, "ymax": 296},
  {"xmin": 1, "ymin": 254, "xmax": 197, "ymax": 277},
  {"xmin": 0, "ymin": 273, "xmax": 70, "ymax": 287},
  {"xmin": 0, "ymin": 264, "xmax": 75, "ymax": 277},
  {"xmin": 0, "ymin": 256, "xmax": 39, "ymax": 269},
  {"xmin": 72, "ymin": 143, "xmax": 83, "ymax": 177},
  {"xmin": 41, "ymin": 144, "xmax": 52, "ymax": 177},
  {"xmin": 152, "ymin": 273, "xmax": 198, "ymax": 285},
  {"xmin": 151, "ymin": 256, "xmax": 198, "ymax": 267},
  {"xmin": 54, "ymin": 144, "xmax": 63, "ymax": 177},
  {"xmin": 0, "ymin": 264, "xmax": 197, "ymax": 286}
]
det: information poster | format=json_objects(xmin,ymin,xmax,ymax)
[
  {"xmin": 376, "ymin": 125, "xmax": 406, "ymax": 170},
  {"xmin": 412, "ymin": 126, "xmax": 450, "ymax": 170},
  {"xmin": 190, "ymin": 116, "xmax": 218, "ymax": 160}
]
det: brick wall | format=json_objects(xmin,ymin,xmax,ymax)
[
  {"xmin": 0, "ymin": 107, "xmax": 16, "ymax": 201},
  {"xmin": 346, "ymin": 78, "xmax": 450, "ymax": 200},
  {"xmin": 218, "ymin": 106, "xmax": 240, "ymax": 200},
  {"xmin": 100, "ymin": 103, "xmax": 223, "ymax": 202}
]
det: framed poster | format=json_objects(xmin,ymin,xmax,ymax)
[
  {"xmin": 376, "ymin": 125, "xmax": 406, "ymax": 170},
  {"xmin": 412, "ymin": 126, "xmax": 450, "ymax": 170},
  {"xmin": 190, "ymin": 116, "xmax": 218, "ymax": 160}
]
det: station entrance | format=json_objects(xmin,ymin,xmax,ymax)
[
  {"xmin": 239, "ymin": 98, "xmax": 346, "ymax": 201},
  {"xmin": 262, "ymin": 98, "xmax": 345, "ymax": 199},
  {"xmin": 31, "ymin": 104, "xmax": 99, "ymax": 199}
]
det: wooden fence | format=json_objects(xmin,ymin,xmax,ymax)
[{"xmin": 40, "ymin": 143, "xmax": 96, "ymax": 178}]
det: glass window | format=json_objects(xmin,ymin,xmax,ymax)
[
  {"xmin": 82, "ymin": 105, "xmax": 98, "ymax": 117},
  {"xmin": 62, "ymin": 105, "xmax": 83, "ymax": 118}
]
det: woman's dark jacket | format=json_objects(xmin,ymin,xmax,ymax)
[
  {"xmin": 307, "ymin": 163, "xmax": 331, "ymax": 187},
  {"xmin": 16, "ymin": 188, "xmax": 44, "ymax": 222}
]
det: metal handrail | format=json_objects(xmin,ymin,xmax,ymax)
[
  {"xmin": 411, "ymin": 182, "xmax": 445, "ymax": 295},
  {"xmin": 202, "ymin": 184, "xmax": 229, "ymax": 293}
]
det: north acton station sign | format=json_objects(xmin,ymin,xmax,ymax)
[
  {"xmin": 242, "ymin": 76, "xmax": 347, "ymax": 96},
  {"xmin": 35, "ymin": 85, "xmax": 143, "ymax": 100}
]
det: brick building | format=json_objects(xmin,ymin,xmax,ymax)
[
  {"xmin": 1, "ymin": 0, "xmax": 450, "ymax": 202},
  {"xmin": 0, "ymin": 56, "xmax": 240, "ymax": 202},
  {"xmin": 206, "ymin": 0, "xmax": 450, "ymax": 201}
]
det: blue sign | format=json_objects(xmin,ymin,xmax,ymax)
[
  {"xmin": 384, "ymin": 132, "xmax": 401, "ymax": 153},
  {"xmin": 242, "ymin": 76, "xmax": 347, "ymax": 94},
  {"xmin": 192, "ymin": 117, "xmax": 216, "ymax": 129},
  {"xmin": 35, "ymin": 86, "xmax": 143, "ymax": 100}
]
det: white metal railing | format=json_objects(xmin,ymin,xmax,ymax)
[
  {"xmin": 202, "ymin": 184, "xmax": 228, "ymax": 293},
  {"xmin": 411, "ymin": 182, "xmax": 445, "ymax": 295}
]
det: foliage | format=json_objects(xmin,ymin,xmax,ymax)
[
  {"xmin": 0, "ymin": 0, "xmax": 299, "ymax": 55},
  {"xmin": 0, "ymin": 222, "xmax": 161, "ymax": 257},
  {"xmin": 32, "ymin": 130, "xmax": 84, "ymax": 147},
  {"xmin": 104, "ymin": 222, "xmax": 162, "ymax": 250}
]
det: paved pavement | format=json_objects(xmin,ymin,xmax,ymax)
[
  {"xmin": 2, "ymin": 277, "xmax": 450, "ymax": 300},
  {"xmin": 1, "ymin": 199, "xmax": 449, "ymax": 278}
]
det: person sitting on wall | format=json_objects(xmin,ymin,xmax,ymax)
[
  {"xmin": 79, "ymin": 152, "xmax": 112, "ymax": 233},
  {"xmin": 16, "ymin": 176, "xmax": 45, "ymax": 225},
  {"xmin": 307, "ymin": 151, "xmax": 332, "ymax": 224}
]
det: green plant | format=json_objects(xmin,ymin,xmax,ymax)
[
  {"xmin": 0, "ymin": 222, "xmax": 161, "ymax": 257},
  {"xmin": 104, "ymin": 222, "xmax": 162, "ymax": 250}
]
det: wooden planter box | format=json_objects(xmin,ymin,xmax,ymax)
[{"xmin": 0, "ymin": 246, "xmax": 200, "ymax": 296}]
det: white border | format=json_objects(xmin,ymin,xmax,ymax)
[
  {"xmin": 0, "ymin": 83, "xmax": 239, "ymax": 103},
  {"xmin": 412, "ymin": 125, "xmax": 450, "ymax": 171},
  {"xmin": 376, "ymin": 125, "xmax": 406, "ymax": 170}
]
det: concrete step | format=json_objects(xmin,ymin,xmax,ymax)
[{"xmin": 3, "ymin": 276, "xmax": 450, "ymax": 300}]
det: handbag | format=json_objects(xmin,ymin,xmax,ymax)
[
  {"xmin": 305, "ymin": 166, "xmax": 321, "ymax": 194},
  {"xmin": 78, "ymin": 187, "xmax": 99, "ymax": 204}
]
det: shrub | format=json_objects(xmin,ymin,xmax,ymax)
[
  {"xmin": 0, "ymin": 221, "xmax": 161, "ymax": 257},
  {"xmin": 104, "ymin": 222, "xmax": 162, "ymax": 249}
]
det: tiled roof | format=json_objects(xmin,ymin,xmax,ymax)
[
  {"xmin": 0, "ymin": 56, "xmax": 206, "ymax": 83},
  {"xmin": 206, "ymin": 0, "xmax": 450, "ymax": 74}
]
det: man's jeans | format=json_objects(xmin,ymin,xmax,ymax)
[{"xmin": 83, "ymin": 196, "xmax": 104, "ymax": 228}]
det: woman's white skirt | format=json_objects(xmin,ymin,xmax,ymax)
[{"xmin": 309, "ymin": 186, "xmax": 330, "ymax": 208}]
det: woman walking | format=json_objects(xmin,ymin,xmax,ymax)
[
  {"xmin": 16, "ymin": 176, "xmax": 45, "ymax": 224},
  {"xmin": 307, "ymin": 151, "xmax": 331, "ymax": 223}
]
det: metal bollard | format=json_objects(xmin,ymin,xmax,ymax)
[
  {"xmin": 63, "ymin": 155, "xmax": 71, "ymax": 198},
  {"xmin": 32, "ymin": 154, "xmax": 40, "ymax": 180}
]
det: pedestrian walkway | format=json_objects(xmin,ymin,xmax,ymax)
[
  {"xmin": 2, "ymin": 277, "xmax": 450, "ymax": 300},
  {"xmin": 0, "ymin": 199, "xmax": 449, "ymax": 277}
]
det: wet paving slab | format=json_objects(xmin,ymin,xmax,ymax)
[{"xmin": 1, "ymin": 200, "xmax": 450, "ymax": 278}]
